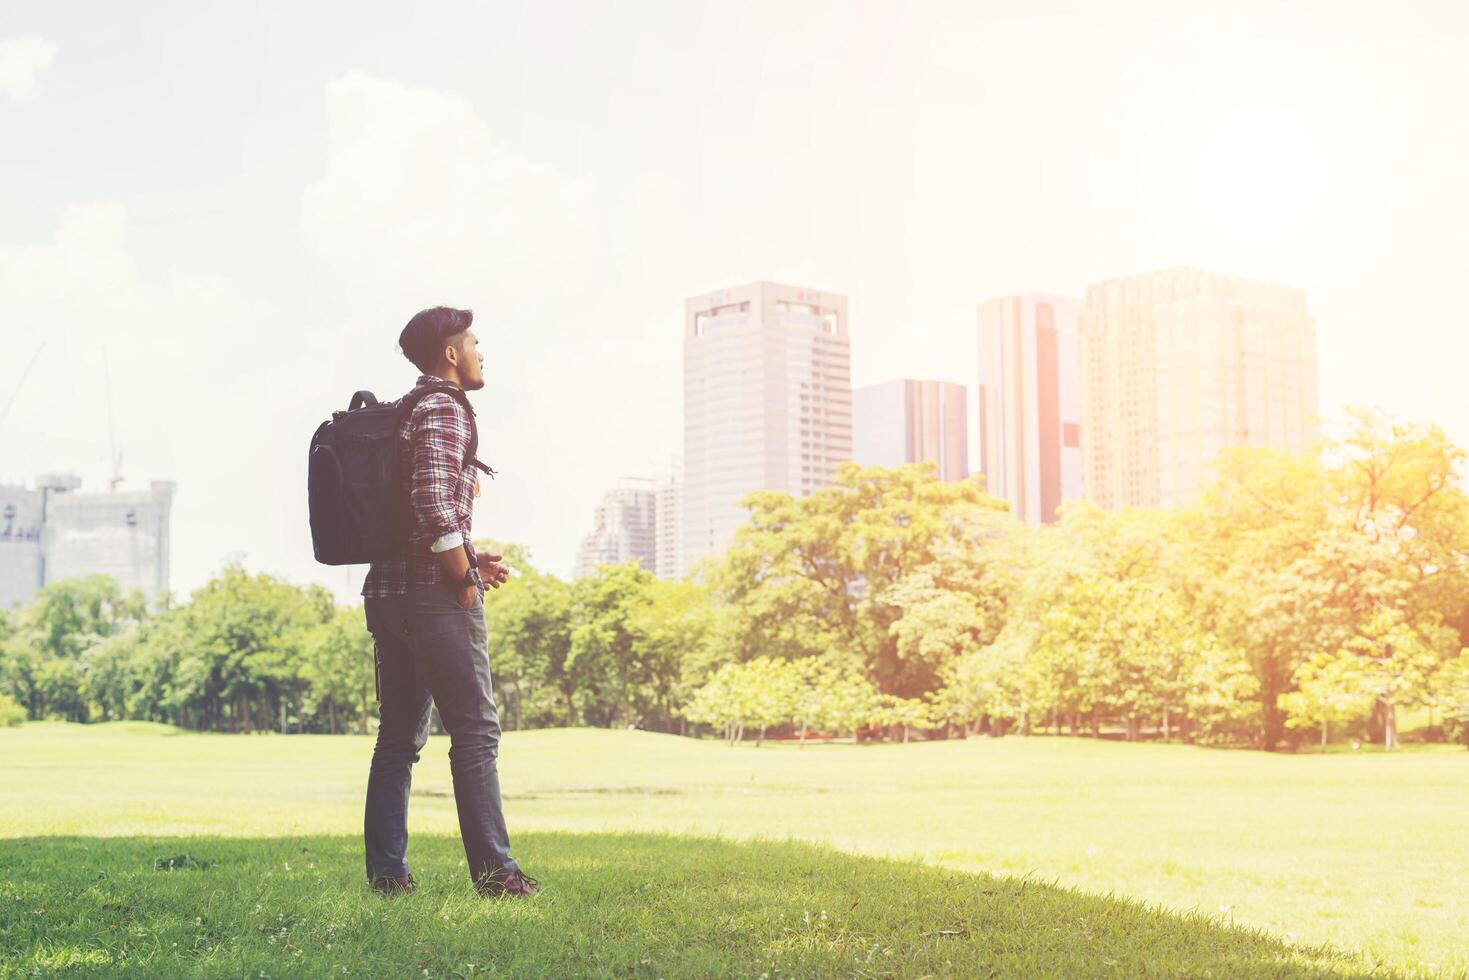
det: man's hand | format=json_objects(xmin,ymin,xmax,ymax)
[
  {"xmin": 455, "ymin": 584, "xmax": 479, "ymax": 610},
  {"xmin": 476, "ymin": 552, "xmax": 511, "ymax": 590}
]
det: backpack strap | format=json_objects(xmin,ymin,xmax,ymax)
[{"xmin": 398, "ymin": 383, "xmax": 494, "ymax": 476}]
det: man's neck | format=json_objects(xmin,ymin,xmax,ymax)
[{"xmin": 425, "ymin": 369, "xmax": 463, "ymax": 389}]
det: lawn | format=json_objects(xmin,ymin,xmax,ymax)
[{"xmin": 2, "ymin": 723, "xmax": 1466, "ymax": 977}]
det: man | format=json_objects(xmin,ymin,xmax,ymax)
[{"xmin": 360, "ymin": 305, "xmax": 537, "ymax": 899}]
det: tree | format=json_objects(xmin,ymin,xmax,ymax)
[
  {"xmin": 683, "ymin": 661, "xmax": 740, "ymax": 741},
  {"xmin": 81, "ymin": 628, "xmax": 147, "ymax": 722},
  {"xmin": 628, "ymin": 577, "xmax": 726, "ymax": 734},
  {"xmin": 6, "ymin": 575, "xmax": 149, "ymax": 721},
  {"xmin": 22, "ymin": 575, "xmax": 147, "ymax": 662},
  {"xmin": 0, "ymin": 636, "xmax": 44, "ymax": 720},
  {"xmin": 1295, "ymin": 608, "xmax": 1447, "ymax": 751},
  {"xmin": 874, "ymin": 694, "xmax": 936, "ymax": 743},
  {"xmin": 1180, "ymin": 640, "xmax": 1260, "ymax": 743},
  {"xmin": 301, "ymin": 608, "xmax": 376, "ymax": 734},
  {"xmin": 1432, "ymin": 651, "xmax": 1469, "ymax": 747},
  {"xmin": 785, "ymin": 657, "xmax": 883, "ymax": 742},
  {"xmin": 714, "ymin": 463, "xmax": 1009, "ymax": 697},
  {"xmin": 1192, "ymin": 448, "xmax": 1335, "ymax": 748},
  {"xmin": 683, "ymin": 657, "xmax": 887, "ymax": 745},
  {"xmin": 683, "ymin": 658, "xmax": 796, "ymax": 745},
  {"xmin": 886, "ymin": 507, "xmax": 1019, "ymax": 694},
  {"xmin": 1189, "ymin": 411, "xmax": 1469, "ymax": 749},
  {"xmin": 36, "ymin": 656, "xmax": 87, "ymax": 722},
  {"xmin": 569, "ymin": 562, "xmax": 662, "ymax": 728},
  {"xmin": 932, "ymin": 640, "xmax": 1026, "ymax": 737},
  {"xmin": 0, "ymin": 692, "xmax": 24, "ymax": 727},
  {"xmin": 480, "ymin": 544, "xmax": 576, "ymax": 730},
  {"xmin": 150, "ymin": 565, "xmax": 333, "ymax": 732},
  {"xmin": 1280, "ymin": 653, "xmax": 1374, "ymax": 751}
]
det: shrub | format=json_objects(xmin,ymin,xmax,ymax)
[{"xmin": 0, "ymin": 693, "xmax": 26, "ymax": 727}]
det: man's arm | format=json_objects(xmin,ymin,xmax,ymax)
[
  {"xmin": 409, "ymin": 394, "xmax": 478, "ymax": 604},
  {"xmin": 436, "ymin": 541, "xmax": 473, "ymax": 587}
]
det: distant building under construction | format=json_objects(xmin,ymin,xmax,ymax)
[{"xmin": 0, "ymin": 475, "xmax": 175, "ymax": 611}]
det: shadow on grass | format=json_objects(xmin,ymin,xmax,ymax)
[{"xmin": 1, "ymin": 833, "xmax": 1383, "ymax": 978}]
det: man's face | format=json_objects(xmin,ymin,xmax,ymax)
[{"xmin": 449, "ymin": 329, "xmax": 487, "ymax": 390}]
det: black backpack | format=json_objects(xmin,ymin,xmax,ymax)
[{"xmin": 308, "ymin": 385, "xmax": 492, "ymax": 566}]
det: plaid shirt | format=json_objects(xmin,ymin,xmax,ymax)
[{"xmin": 362, "ymin": 375, "xmax": 480, "ymax": 598}]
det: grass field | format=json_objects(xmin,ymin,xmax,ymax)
[{"xmin": 2, "ymin": 723, "xmax": 1466, "ymax": 977}]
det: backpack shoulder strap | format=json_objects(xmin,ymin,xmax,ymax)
[{"xmin": 398, "ymin": 383, "xmax": 495, "ymax": 477}]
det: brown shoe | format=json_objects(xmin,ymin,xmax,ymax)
[
  {"xmin": 370, "ymin": 873, "xmax": 417, "ymax": 896},
  {"xmin": 476, "ymin": 869, "xmax": 539, "ymax": 898}
]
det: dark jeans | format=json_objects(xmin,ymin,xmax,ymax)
[{"xmin": 363, "ymin": 586, "xmax": 520, "ymax": 886}]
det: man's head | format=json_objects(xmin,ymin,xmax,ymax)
[{"xmin": 397, "ymin": 306, "xmax": 485, "ymax": 391}]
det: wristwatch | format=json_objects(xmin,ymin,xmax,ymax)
[{"xmin": 461, "ymin": 566, "xmax": 484, "ymax": 592}]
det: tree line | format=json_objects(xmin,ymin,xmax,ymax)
[
  {"xmin": 687, "ymin": 408, "xmax": 1469, "ymax": 750},
  {"xmin": 3, "ymin": 407, "xmax": 1467, "ymax": 750},
  {"xmin": 0, "ymin": 568, "xmax": 372, "ymax": 734}
]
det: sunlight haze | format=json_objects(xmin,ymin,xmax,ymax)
[{"xmin": 2, "ymin": 0, "xmax": 1466, "ymax": 595}]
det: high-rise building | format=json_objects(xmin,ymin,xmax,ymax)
[
  {"xmin": 1080, "ymin": 268, "xmax": 1319, "ymax": 509},
  {"xmin": 976, "ymin": 294, "xmax": 1083, "ymax": 524},
  {"xmin": 654, "ymin": 468, "xmax": 683, "ymax": 581},
  {"xmin": 0, "ymin": 475, "xmax": 175, "ymax": 610},
  {"xmin": 852, "ymin": 379, "xmax": 968, "ymax": 481},
  {"xmin": 574, "ymin": 461, "xmax": 685, "ymax": 582},
  {"xmin": 572, "ymin": 484, "xmax": 658, "ymax": 579},
  {"xmin": 683, "ymin": 281, "xmax": 852, "ymax": 570}
]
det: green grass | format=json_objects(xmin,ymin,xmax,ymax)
[{"xmin": 3, "ymin": 723, "xmax": 1466, "ymax": 977}]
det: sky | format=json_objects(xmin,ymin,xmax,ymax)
[{"xmin": 2, "ymin": 0, "xmax": 1467, "ymax": 598}]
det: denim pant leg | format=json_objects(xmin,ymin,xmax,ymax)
[
  {"xmin": 363, "ymin": 599, "xmax": 433, "ymax": 880},
  {"xmin": 413, "ymin": 588, "xmax": 520, "ymax": 885}
]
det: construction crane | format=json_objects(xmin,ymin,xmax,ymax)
[
  {"xmin": 0, "ymin": 343, "xmax": 127, "ymax": 492},
  {"xmin": 104, "ymin": 348, "xmax": 124, "ymax": 491},
  {"xmin": 0, "ymin": 340, "xmax": 45, "ymax": 432}
]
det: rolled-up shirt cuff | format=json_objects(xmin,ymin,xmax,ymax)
[{"xmin": 429, "ymin": 531, "xmax": 465, "ymax": 554}]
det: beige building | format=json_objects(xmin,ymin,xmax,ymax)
[
  {"xmin": 1080, "ymin": 268, "xmax": 1319, "ymax": 509},
  {"xmin": 977, "ymin": 294, "xmax": 1083, "ymax": 524},
  {"xmin": 853, "ymin": 379, "xmax": 968, "ymax": 482},
  {"xmin": 682, "ymin": 281, "xmax": 852, "ymax": 570},
  {"xmin": 654, "ymin": 468, "xmax": 683, "ymax": 581}
]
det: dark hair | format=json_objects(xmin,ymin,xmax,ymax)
[{"xmin": 398, "ymin": 307, "xmax": 474, "ymax": 373}]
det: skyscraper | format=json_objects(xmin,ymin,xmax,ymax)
[
  {"xmin": 1080, "ymin": 268, "xmax": 1319, "ymax": 509},
  {"xmin": 572, "ymin": 484, "xmax": 658, "ymax": 579},
  {"xmin": 976, "ymin": 294, "xmax": 1083, "ymax": 524},
  {"xmin": 682, "ymin": 281, "xmax": 852, "ymax": 570},
  {"xmin": 852, "ymin": 379, "xmax": 968, "ymax": 481}
]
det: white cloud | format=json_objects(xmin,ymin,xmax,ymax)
[
  {"xmin": 0, "ymin": 36, "xmax": 57, "ymax": 103},
  {"xmin": 301, "ymin": 70, "xmax": 597, "ymax": 316},
  {"xmin": 300, "ymin": 71, "xmax": 682, "ymax": 579}
]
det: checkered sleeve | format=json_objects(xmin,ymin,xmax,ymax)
[{"xmin": 407, "ymin": 394, "xmax": 472, "ymax": 550}]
